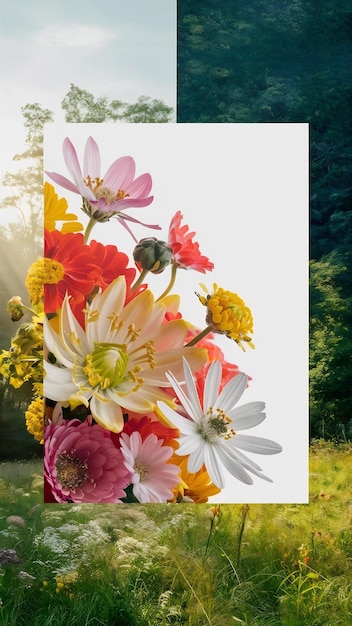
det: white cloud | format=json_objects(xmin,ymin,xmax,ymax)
[{"xmin": 32, "ymin": 24, "xmax": 116, "ymax": 48}]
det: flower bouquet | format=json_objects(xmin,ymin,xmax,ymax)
[{"xmin": 1, "ymin": 132, "xmax": 282, "ymax": 504}]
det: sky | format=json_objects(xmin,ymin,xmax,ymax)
[
  {"xmin": 44, "ymin": 122, "xmax": 309, "ymax": 504},
  {"xmin": 0, "ymin": 0, "xmax": 176, "ymax": 178}
]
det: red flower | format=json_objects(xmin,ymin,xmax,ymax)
[
  {"xmin": 112, "ymin": 414, "xmax": 179, "ymax": 449},
  {"xmin": 44, "ymin": 229, "xmax": 99, "ymax": 313},
  {"xmin": 89, "ymin": 239, "xmax": 136, "ymax": 291},
  {"xmin": 168, "ymin": 211, "xmax": 214, "ymax": 273}
]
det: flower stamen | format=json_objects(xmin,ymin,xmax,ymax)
[
  {"xmin": 55, "ymin": 451, "xmax": 89, "ymax": 491},
  {"xmin": 199, "ymin": 407, "xmax": 236, "ymax": 444}
]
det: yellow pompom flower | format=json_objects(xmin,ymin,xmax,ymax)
[
  {"xmin": 44, "ymin": 182, "xmax": 83, "ymax": 233},
  {"xmin": 25, "ymin": 396, "xmax": 44, "ymax": 444},
  {"xmin": 191, "ymin": 283, "xmax": 255, "ymax": 351}
]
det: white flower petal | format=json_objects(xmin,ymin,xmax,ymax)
[
  {"xmin": 44, "ymin": 363, "xmax": 78, "ymax": 401},
  {"xmin": 203, "ymin": 360, "xmax": 222, "ymax": 411},
  {"xmin": 90, "ymin": 394, "xmax": 124, "ymax": 433},
  {"xmin": 215, "ymin": 371, "xmax": 248, "ymax": 412},
  {"xmin": 182, "ymin": 357, "xmax": 203, "ymax": 416},
  {"xmin": 187, "ymin": 444, "xmax": 206, "ymax": 473},
  {"xmin": 203, "ymin": 443, "xmax": 225, "ymax": 489},
  {"xmin": 234, "ymin": 435, "xmax": 283, "ymax": 455},
  {"xmin": 216, "ymin": 444, "xmax": 254, "ymax": 485},
  {"xmin": 157, "ymin": 402, "xmax": 198, "ymax": 434},
  {"xmin": 229, "ymin": 402, "xmax": 266, "ymax": 430},
  {"xmin": 165, "ymin": 370, "xmax": 201, "ymax": 423},
  {"xmin": 44, "ymin": 318, "xmax": 75, "ymax": 369}
]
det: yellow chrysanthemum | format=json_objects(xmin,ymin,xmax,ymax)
[
  {"xmin": 25, "ymin": 396, "xmax": 44, "ymax": 444},
  {"xmin": 197, "ymin": 283, "xmax": 255, "ymax": 351},
  {"xmin": 170, "ymin": 455, "xmax": 221, "ymax": 503},
  {"xmin": 44, "ymin": 182, "xmax": 83, "ymax": 233}
]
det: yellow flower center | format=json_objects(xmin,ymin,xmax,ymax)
[
  {"xmin": 198, "ymin": 283, "xmax": 255, "ymax": 351},
  {"xmin": 199, "ymin": 407, "xmax": 236, "ymax": 444},
  {"xmin": 55, "ymin": 451, "xmax": 88, "ymax": 491},
  {"xmin": 25, "ymin": 258, "xmax": 65, "ymax": 305},
  {"xmin": 83, "ymin": 175, "xmax": 130, "ymax": 205},
  {"xmin": 134, "ymin": 463, "xmax": 149, "ymax": 481},
  {"xmin": 83, "ymin": 343, "xmax": 129, "ymax": 390}
]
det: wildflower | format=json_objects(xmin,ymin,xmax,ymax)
[
  {"xmin": 158, "ymin": 358, "xmax": 282, "ymax": 489},
  {"xmin": 44, "ymin": 276, "xmax": 207, "ymax": 433},
  {"xmin": 25, "ymin": 230, "xmax": 100, "ymax": 313},
  {"xmin": 44, "ymin": 419, "xmax": 132, "ymax": 503},
  {"xmin": 119, "ymin": 431, "xmax": 180, "ymax": 503},
  {"xmin": 168, "ymin": 211, "xmax": 214, "ymax": 273},
  {"xmin": 25, "ymin": 396, "xmax": 44, "ymax": 444},
  {"xmin": 6, "ymin": 516, "xmax": 25, "ymax": 528},
  {"xmin": 18, "ymin": 571, "xmax": 36, "ymax": 587},
  {"xmin": 44, "ymin": 181, "xmax": 83, "ymax": 233},
  {"xmin": 7, "ymin": 296, "xmax": 24, "ymax": 321},
  {"xmin": 188, "ymin": 283, "xmax": 255, "ymax": 351},
  {"xmin": 0, "ymin": 549, "xmax": 21, "ymax": 565},
  {"xmin": 206, "ymin": 505, "xmax": 222, "ymax": 523},
  {"xmin": 45, "ymin": 136, "xmax": 159, "ymax": 238}
]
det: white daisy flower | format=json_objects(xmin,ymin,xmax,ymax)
[{"xmin": 158, "ymin": 358, "xmax": 282, "ymax": 489}]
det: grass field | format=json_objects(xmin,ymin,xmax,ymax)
[{"xmin": 0, "ymin": 441, "xmax": 351, "ymax": 625}]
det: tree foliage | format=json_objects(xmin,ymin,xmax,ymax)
[
  {"xmin": 62, "ymin": 83, "xmax": 174, "ymax": 123},
  {"xmin": 177, "ymin": 0, "xmax": 352, "ymax": 439}
]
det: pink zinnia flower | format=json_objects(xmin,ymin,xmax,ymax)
[
  {"xmin": 168, "ymin": 210, "xmax": 214, "ymax": 273},
  {"xmin": 44, "ymin": 419, "xmax": 132, "ymax": 503},
  {"xmin": 119, "ymin": 431, "xmax": 180, "ymax": 503},
  {"xmin": 45, "ymin": 136, "xmax": 160, "ymax": 239}
]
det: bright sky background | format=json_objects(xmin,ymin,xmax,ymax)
[
  {"xmin": 0, "ymin": 0, "xmax": 176, "ymax": 180},
  {"xmin": 44, "ymin": 123, "xmax": 309, "ymax": 504}
]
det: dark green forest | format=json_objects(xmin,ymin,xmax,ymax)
[{"xmin": 177, "ymin": 0, "xmax": 352, "ymax": 439}]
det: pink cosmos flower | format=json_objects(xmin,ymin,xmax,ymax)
[
  {"xmin": 44, "ymin": 419, "xmax": 132, "ymax": 503},
  {"xmin": 119, "ymin": 431, "xmax": 180, "ymax": 503},
  {"xmin": 45, "ymin": 136, "xmax": 160, "ymax": 239},
  {"xmin": 168, "ymin": 210, "xmax": 214, "ymax": 273}
]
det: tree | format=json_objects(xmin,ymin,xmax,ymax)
[
  {"xmin": 62, "ymin": 83, "xmax": 174, "ymax": 123},
  {"xmin": 310, "ymin": 254, "xmax": 352, "ymax": 439},
  {"xmin": 0, "ymin": 103, "xmax": 54, "ymax": 258}
]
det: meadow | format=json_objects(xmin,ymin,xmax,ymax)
[{"xmin": 0, "ymin": 441, "xmax": 351, "ymax": 625}]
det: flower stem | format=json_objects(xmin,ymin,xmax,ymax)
[
  {"xmin": 237, "ymin": 504, "xmax": 250, "ymax": 569},
  {"xmin": 22, "ymin": 304, "xmax": 40, "ymax": 317},
  {"xmin": 84, "ymin": 218, "xmax": 97, "ymax": 244},
  {"xmin": 156, "ymin": 263, "xmax": 178, "ymax": 302},
  {"xmin": 131, "ymin": 269, "xmax": 149, "ymax": 293},
  {"xmin": 185, "ymin": 324, "xmax": 214, "ymax": 347}
]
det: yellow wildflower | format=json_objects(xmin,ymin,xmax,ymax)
[{"xmin": 25, "ymin": 396, "xmax": 44, "ymax": 444}]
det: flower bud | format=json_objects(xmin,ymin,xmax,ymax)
[
  {"xmin": 7, "ymin": 296, "xmax": 24, "ymax": 322},
  {"xmin": 133, "ymin": 238, "xmax": 172, "ymax": 274}
]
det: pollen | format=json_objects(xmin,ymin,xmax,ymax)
[
  {"xmin": 55, "ymin": 451, "xmax": 88, "ymax": 491},
  {"xmin": 134, "ymin": 462, "xmax": 149, "ymax": 481}
]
